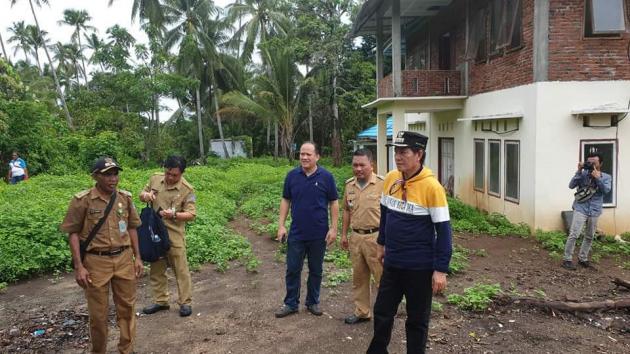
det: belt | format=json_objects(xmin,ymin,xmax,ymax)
[
  {"xmin": 352, "ymin": 228, "xmax": 378, "ymax": 235},
  {"xmin": 87, "ymin": 246, "xmax": 129, "ymax": 256}
]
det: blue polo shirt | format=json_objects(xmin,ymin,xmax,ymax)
[{"xmin": 283, "ymin": 165, "xmax": 338, "ymax": 240}]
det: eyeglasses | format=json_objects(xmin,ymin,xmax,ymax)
[{"xmin": 388, "ymin": 179, "xmax": 407, "ymax": 201}]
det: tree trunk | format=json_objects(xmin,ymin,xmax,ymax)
[
  {"xmin": 331, "ymin": 73, "xmax": 342, "ymax": 166},
  {"xmin": 274, "ymin": 121, "xmax": 279, "ymax": 159},
  {"xmin": 22, "ymin": 48, "xmax": 30, "ymax": 65},
  {"xmin": 196, "ymin": 87, "xmax": 205, "ymax": 161},
  {"xmin": 33, "ymin": 48, "xmax": 43, "ymax": 76},
  {"xmin": 612, "ymin": 278, "xmax": 630, "ymax": 290},
  {"xmin": 28, "ymin": 0, "xmax": 73, "ymax": 129},
  {"xmin": 0, "ymin": 32, "xmax": 8, "ymax": 61},
  {"xmin": 502, "ymin": 295, "xmax": 630, "ymax": 313},
  {"xmin": 308, "ymin": 95, "xmax": 313, "ymax": 142},
  {"xmin": 266, "ymin": 121, "xmax": 271, "ymax": 154},
  {"xmin": 212, "ymin": 87, "xmax": 230, "ymax": 159},
  {"xmin": 77, "ymin": 32, "xmax": 89, "ymax": 85}
]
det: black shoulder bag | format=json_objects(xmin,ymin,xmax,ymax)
[{"xmin": 78, "ymin": 191, "xmax": 117, "ymax": 263}]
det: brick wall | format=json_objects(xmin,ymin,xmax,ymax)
[
  {"xmin": 404, "ymin": 0, "xmax": 535, "ymax": 96},
  {"xmin": 378, "ymin": 70, "xmax": 462, "ymax": 97},
  {"xmin": 468, "ymin": 0, "xmax": 535, "ymax": 95},
  {"xmin": 400, "ymin": 0, "xmax": 629, "ymax": 96},
  {"xmin": 548, "ymin": 0, "xmax": 630, "ymax": 81}
]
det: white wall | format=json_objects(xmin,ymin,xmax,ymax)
[
  {"xmin": 209, "ymin": 139, "xmax": 248, "ymax": 159},
  {"xmin": 452, "ymin": 84, "xmax": 538, "ymax": 229},
  {"xmin": 534, "ymin": 81, "xmax": 630, "ymax": 235}
]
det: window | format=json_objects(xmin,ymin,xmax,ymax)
[
  {"xmin": 467, "ymin": 8, "xmax": 488, "ymax": 62},
  {"xmin": 474, "ymin": 139, "xmax": 485, "ymax": 191},
  {"xmin": 490, "ymin": 0, "xmax": 522, "ymax": 53},
  {"xmin": 505, "ymin": 141, "xmax": 520, "ymax": 202},
  {"xmin": 438, "ymin": 33, "xmax": 452, "ymax": 70},
  {"xmin": 581, "ymin": 140, "xmax": 616, "ymax": 206},
  {"xmin": 585, "ymin": 0, "xmax": 626, "ymax": 37},
  {"xmin": 488, "ymin": 140, "xmax": 501, "ymax": 196}
]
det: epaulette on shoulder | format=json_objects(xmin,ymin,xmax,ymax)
[
  {"xmin": 153, "ymin": 172, "xmax": 164, "ymax": 176},
  {"xmin": 119, "ymin": 190, "xmax": 132, "ymax": 198},
  {"xmin": 345, "ymin": 177, "xmax": 355, "ymax": 184},
  {"xmin": 74, "ymin": 189, "xmax": 90, "ymax": 199},
  {"xmin": 182, "ymin": 179, "xmax": 194, "ymax": 190},
  {"xmin": 376, "ymin": 175, "xmax": 385, "ymax": 180}
]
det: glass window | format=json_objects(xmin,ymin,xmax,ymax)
[
  {"xmin": 491, "ymin": 0, "xmax": 522, "ymax": 52},
  {"xmin": 585, "ymin": 0, "xmax": 626, "ymax": 37},
  {"xmin": 488, "ymin": 140, "xmax": 501, "ymax": 196},
  {"xmin": 505, "ymin": 141, "xmax": 520, "ymax": 202},
  {"xmin": 474, "ymin": 139, "xmax": 485, "ymax": 191},
  {"xmin": 581, "ymin": 140, "xmax": 616, "ymax": 206}
]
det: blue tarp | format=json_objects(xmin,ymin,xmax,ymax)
[{"xmin": 357, "ymin": 117, "xmax": 392, "ymax": 139}]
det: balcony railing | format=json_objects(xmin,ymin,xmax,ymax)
[{"xmin": 378, "ymin": 70, "xmax": 462, "ymax": 98}]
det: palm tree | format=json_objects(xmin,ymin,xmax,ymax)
[
  {"xmin": 7, "ymin": 21, "xmax": 32, "ymax": 64},
  {"xmin": 84, "ymin": 33, "xmax": 107, "ymax": 72},
  {"xmin": 164, "ymin": 0, "xmax": 219, "ymax": 161},
  {"xmin": 222, "ymin": 45, "xmax": 311, "ymax": 159},
  {"xmin": 226, "ymin": 0, "xmax": 289, "ymax": 157},
  {"xmin": 225, "ymin": 0, "xmax": 289, "ymax": 63},
  {"xmin": 107, "ymin": 0, "xmax": 166, "ymax": 28},
  {"xmin": 58, "ymin": 9, "xmax": 96, "ymax": 85},
  {"xmin": 25, "ymin": 24, "xmax": 47, "ymax": 75},
  {"xmin": 10, "ymin": 0, "xmax": 73, "ymax": 129},
  {"xmin": 0, "ymin": 32, "xmax": 10, "ymax": 62},
  {"xmin": 52, "ymin": 42, "xmax": 83, "ymax": 88}
]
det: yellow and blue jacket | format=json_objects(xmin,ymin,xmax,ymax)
[{"xmin": 377, "ymin": 166, "xmax": 452, "ymax": 273}]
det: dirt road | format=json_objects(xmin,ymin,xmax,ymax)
[{"xmin": 1, "ymin": 216, "xmax": 629, "ymax": 353}]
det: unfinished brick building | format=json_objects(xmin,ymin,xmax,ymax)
[{"xmin": 352, "ymin": 0, "xmax": 630, "ymax": 234}]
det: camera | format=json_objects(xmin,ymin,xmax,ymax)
[{"xmin": 582, "ymin": 161, "xmax": 595, "ymax": 172}]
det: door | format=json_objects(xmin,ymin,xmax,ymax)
[{"xmin": 439, "ymin": 138, "xmax": 455, "ymax": 195}]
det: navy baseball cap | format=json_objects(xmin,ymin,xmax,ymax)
[
  {"xmin": 387, "ymin": 131, "xmax": 428, "ymax": 149},
  {"xmin": 92, "ymin": 157, "xmax": 123, "ymax": 174}
]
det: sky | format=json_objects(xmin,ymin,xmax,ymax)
[{"xmin": 0, "ymin": 0, "xmax": 233, "ymax": 118}]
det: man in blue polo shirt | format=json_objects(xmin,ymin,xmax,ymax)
[{"xmin": 275, "ymin": 141, "xmax": 339, "ymax": 318}]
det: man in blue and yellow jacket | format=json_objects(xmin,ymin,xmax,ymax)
[{"xmin": 367, "ymin": 131, "xmax": 452, "ymax": 354}]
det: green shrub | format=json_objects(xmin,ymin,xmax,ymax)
[
  {"xmin": 449, "ymin": 245, "xmax": 469, "ymax": 274},
  {"xmin": 447, "ymin": 283, "xmax": 502, "ymax": 312},
  {"xmin": 448, "ymin": 197, "xmax": 530, "ymax": 237}
]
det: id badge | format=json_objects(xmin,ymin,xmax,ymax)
[{"xmin": 119, "ymin": 220, "xmax": 128, "ymax": 236}]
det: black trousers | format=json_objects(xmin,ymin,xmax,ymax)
[{"xmin": 367, "ymin": 267, "xmax": 433, "ymax": 354}]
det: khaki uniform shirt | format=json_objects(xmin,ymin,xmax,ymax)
[
  {"xmin": 60, "ymin": 188, "xmax": 141, "ymax": 251},
  {"xmin": 343, "ymin": 173, "xmax": 384, "ymax": 231},
  {"xmin": 142, "ymin": 173, "xmax": 196, "ymax": 248}
]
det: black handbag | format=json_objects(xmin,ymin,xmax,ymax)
[{"xmin": 137, "ymin": 204, "xmax": 171, "ymax": 262}]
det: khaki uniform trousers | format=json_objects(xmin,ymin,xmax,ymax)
[
  {"xmin": 150, "ymin": 246, "xmax": 192, "ymax": 305},
  {"xmin": 349, "ymin": 232, "xmax": 383, "ymax": 318},
  {"xmin": 83, "ymin": 248, "xmax": 136, "ymax": 354}
]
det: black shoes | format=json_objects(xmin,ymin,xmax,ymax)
[
  {"xmin": 561, "ymin": 260, "xmax": 576, "ymax": 270},
  {"xmin": 275, "ymin": 305, "xmax": 298, "ymax": 318},
  {"xmin": 179, "ymin": 304, "xmax": 192, "ymax": 317},
  {"xmin": 344, "ymin": 314, "xmax": 370, "ymax": 324},
  {"xmin": 142, "ymin": 303, "xmax": 170, "ymax": 314},
  {"xmin": 578, "ymin": 260, "xmax": 591, "ymax": 268},
  {"xmin": 306, "ymin": 304, "xmax": 323, "ymax": 316}
]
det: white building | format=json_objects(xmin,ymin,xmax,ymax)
[{"xmin": 352, "ymin": 0, "xmax": 630, "ymax": 234}]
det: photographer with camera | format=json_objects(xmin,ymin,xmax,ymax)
[{"xmin": 562, "ymin": 152, "xmax": 611, "ymax": 270}]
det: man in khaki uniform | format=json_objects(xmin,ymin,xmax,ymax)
[
  {"xmin": 60, "ymin": 157, "xmax": 143, "ymax": 354},
  {"xmin": 340, "ymin": 149, "xmax": 384, "ymax": 324},
  {"xmin": 140, "ymin": 156, "xmax": 196, "ymax": 317}
]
